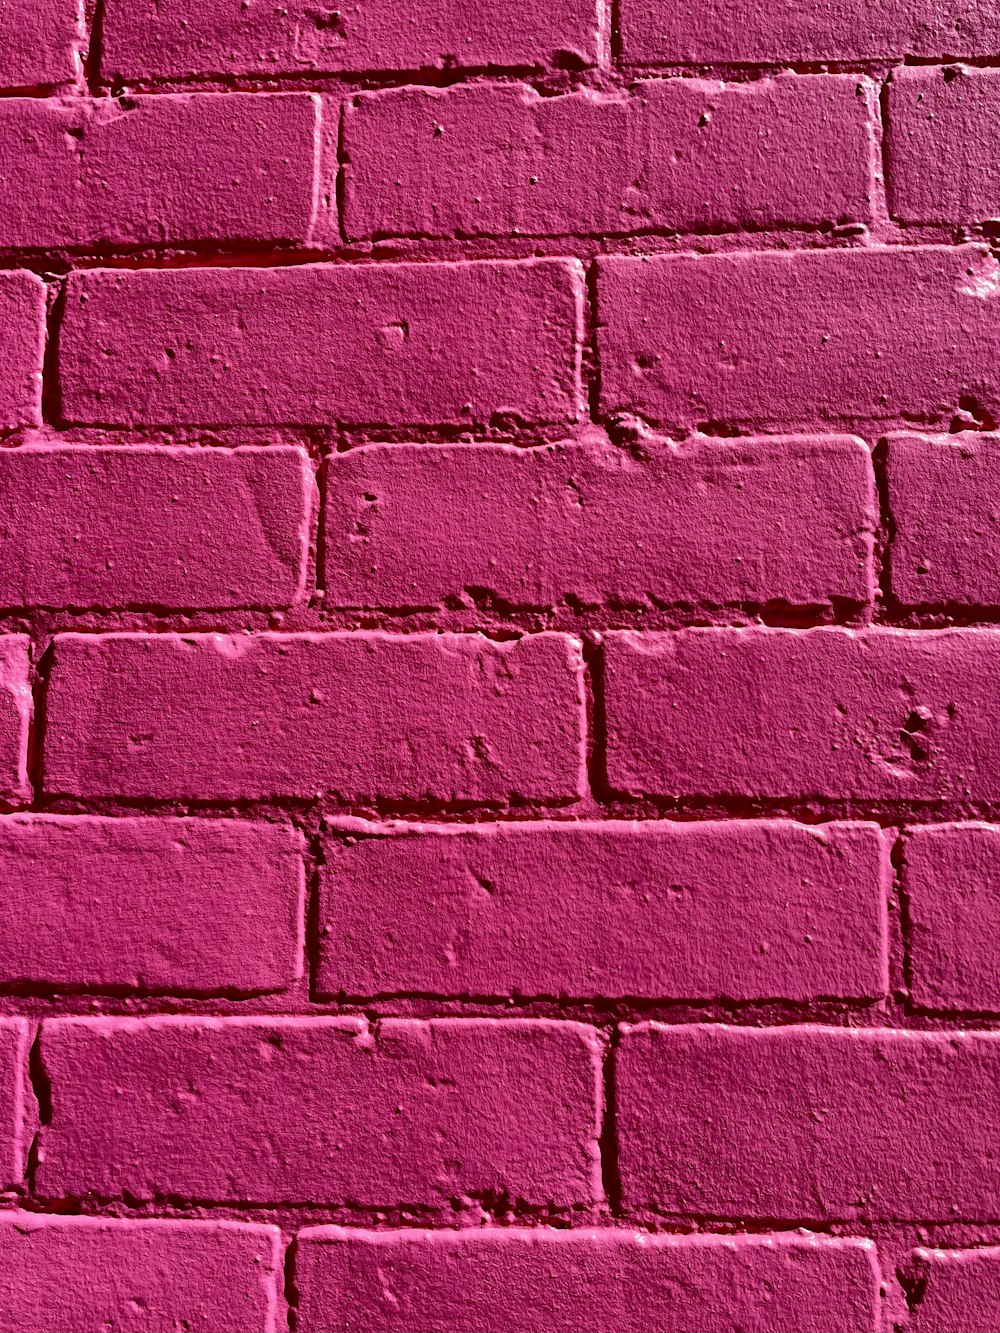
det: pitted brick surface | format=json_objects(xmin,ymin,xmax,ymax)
[{"xmin": 0, "ymin": 3, "xmax": 994, "ymax": 1330}]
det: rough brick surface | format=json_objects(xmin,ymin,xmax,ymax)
[
  {"xmin": 618, "ymin": 1024, "xmax": 1000, "ymax": 1221},
  {"xmin": 0, "ymin": 94, "xmax": 319, "ymax": 251},
  {"xmin": 904, "ymin": 823, "xmax": 1000, "ymax": 1013},
  {"xmin": 0, "ymin": 637, "xmax": 32, "ymax": 804},
  {"xmin": 9, "ymin": 0, "xmax": 1000, "ymax": 1325},
  {"xmin": 0, "ymin": 446, "xmax": 312, "ymax": 610},
  {"xmin": 318, "ymin": 819, "xmax": 888, "ymax": 1001},
  {"xmin": 295, "ymin": 1229, "xmax": 882, "ymax": 1333},
  {"xmin": 597, "ymin": 246, "xmax": 1000, "ymax": 433},
  {"xmin": 618, "ymin": 0, "xmax": 1000, "ymax": 64},
  {"xmin": 886, "ymin": 65, "xmax": 1000, "ymax": 224},
  {"xmin": 603, "ymin": 628, "xmax": 1000, "ymax": 804},
  {"xmin": 885, "ymin": 432, "xmax": 1000, "ymax": 609},
  {"xmin": 100, "ymin": 0, "xmax": 600, "ymax": 82},
  {"xmin": 908, "ymin": 1247, "xmax": 1000, "ymax": 1333},
  {"xmin": 36, "ymin": 1018, "xmax": 603, "ymax": 1207},
  {"xmin": 0, "ymin": 816, "xmax": 303, "ymax": 995},
  {"xmin": 59, "ymin": 261, "xmax": 583, "ymax": 428},
  {"xmin": 323, "ymin": 432, "xmax": 876, "ymax": 612},
  {"xmin": 0, "ymin": 272, "xmax": 45, "ymax": 429},
  {"xmin": 344, "ymin": 77, "xmax": 875, "ymax": 239},
  {"xmin": 43, "ymin": 631, "xmax": 585, "ymax": 803},
  {"xmin": 0, "ymin": 1216, "xmax": 281, "ymax": 1333},
  {"xmin": 0, "ymin": 0, "xmax": 80, "ymax": 90},
  {"xmin": 0, "ymin": 1019, "xmax": 31, "ymax": 1193}
]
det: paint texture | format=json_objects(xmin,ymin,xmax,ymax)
[{"xmin": 0, "ymin": 2, "xmax": 994, "ymax": 1331}]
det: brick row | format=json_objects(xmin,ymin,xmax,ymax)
[
  {"xmin": 41, "ymin": 247, "xmax": 1000, "ymax": 433},
  {"xmin": 3, "ymin": 431, "xmax": 1000, "ymax": 615},
  {"xmin": 15, "ymin": 627, "xmax": 1000, "ymax": 811},
  {"xmin": 4, "ymin": 1214, "xmax": 998, "ymax": 1333},
  {"xmin": 8, "ymin": 811, "xmax": 1000, "ymax": 1012},
  {"xmin": 0, "ymin": 1017, "xmax": 996, "ymax": 1224},
  {"xmin": 0, "ymin": 1217, "xmax": 890, "ymax": 1333}
]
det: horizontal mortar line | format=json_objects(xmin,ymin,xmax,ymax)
[
  {"xmin": 4, "ymin": 230, "xmax": 995, "ymax": 276},
  {"xmin": 85, "ymin": 55, "xmax": 1000, "ymax": 95}
]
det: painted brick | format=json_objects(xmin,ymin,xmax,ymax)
[
  {"xmin": 0, "ymin": 94, "xmax": 318, "ymax": 251},
  {"xmin": 618, "ymin": 1024, "xmax": 1000, "ymax": 1221},
  {"xmin": 317, "ymin": 819, "xmax": 888, "ymax": 1002},
  {"xmin": 59, "ymin": 261, "xmax": 583, "ymax": 428},
  {"xmin": 596, "ymin": 246, "xmax": 1000, "ymax": 433},
  {"xmin": 43, "ymin": 631, "xmax": 585, "ymax": 804},
  {"xmin": 0, "ymin": 816, "xmax": 303, "ymax": 995},
  {"xmin": 0, "ymin": 637, "xmax": 32, "ymax": 804},
  {"xmin": 0, "ymin": 1216, "xmax": 280, "ymax": 1333},
  {"xmin": 0, "ymin": 1019, "xmax": 31, "ymax": 1192},
  {"xmin": 0, "ymin": 0, "xmax": 80, "ymax": 90},
  {"xmin": 322, "ymin": 432, "xmax": 875, "ymax": 612},
  {"xmin": 295, "ymin": 1229, "xmax": 882, "ymax": 1333},
  {"xmin": 36, "ymin": 1017, "xmax": 603, "ymax": 1207},
  {"xmin": 885, "ymin": 433, "xmax": 1000, "ymax": 609},
  {"xmin": 0, "ymin": 445, "xmax": 311, "ymax": 610},
  {"xmin": 0, "ymin": 271, "xmax": 45, "ymax": 429},
  {"xmin": 603, "ymin": 628, "xmax": 1000, "ymax": 804},
  {"xmin": 908, "ymin": 1247, "xmax": 1000, "ymax": 1333},
  {"xmin": 100, "ymin": 0, "xmax": 599, "ymax": 82},
  {"xmin": 904, "ymin": 823, "xmax": 1000, "ymax": 1014},
  {"xmin": 343, "ymin": 76, "xmax": 874, "ymax": 240},
  {"xmin": 618, "ymin": 0, "xmax": 1000, "ymax": 64},
  {"xmin": 887, "ymin": 66, "xmax": 1000, "ymax": 224}
]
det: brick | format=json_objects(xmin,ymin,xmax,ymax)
[
  {"xmin": 343, "ymin": 76, "xmax": 874, "ymax": 240},
  {"xmin": 36, "ymin": 1017, "xmax": 603, "ymax": 1207},
  {"xmin": 904, "ymin": 824, "xmax": 1000, "ymax": 1014},
  {"xmin": 0, "ymin": 445, "xmax": 311, "ymax": 610},
  {"xmin": 908, "ymin": 1247, "xmax": 1000, "ymax": 1333},
  {"xmin": 323, "ymin": 433, "xmax": 875, "ymax": 612},
  {"xmin": 0, "ymin": 637, "xmax": 31, "ymax": 803},
  {"xmin": 0, "ymin": 0, "xmax": 80, "ymax": 90},
  {"xmin": 603, "ymin": 628, "xmax": 1000, "ymax": 805},
  {"xmin": 618, "ymin": 0, "xmax": 1000, "ymax": 64},
  {"xmin": 618, "ymin": 1024, "xmax": 1000, "ymax": 1221},
  {"xmin": 0, "ymin": 94, "xmax": 318, "ymax": 251},
  {"xmin": 885, "ymin": 433, "xmax": 1000, "ymax": 609},
  {"xmin": 59, "ymin": 261, "xmax": 583, "ymax": 428},
  {"xmin": 0, "ymin": 815, "xmax": 303, "ymax": 995},
  {"xmin": 596, "ymin": 246, "xmax": 1000, "ymax": 433},
  {"xmin": 887, "ymin": 67, "xmax": 1000, "ymax": 225},
  {"xmin": 0, "ymin": 1216, "xmax": 280, "ymax": 1333},
  {"xmin": 0, "ymin": 1019, "xmax": 31, "ymax": 1192},
  {"xmin": 295, "ymin": 1229, "xmax": 881, "ymax": 1333},
  {"xmin": 317, "ymin": 819, "xmax": 888, "ymax": 1002},
  {"xmin": 0, "ymin": 271, "xmax": 45, "ymax": 429},
  {"xmin": 100, "ymin": 0, "xmax": 599, "ymax": 82},
  {"xmin": 43, "ymin": 631, "xmax": 584, "ymax": 804}
]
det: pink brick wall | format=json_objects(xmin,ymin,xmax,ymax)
[{"xmin": 0, "ymin": 3, "xmax": 997, "ymax": 1332}]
